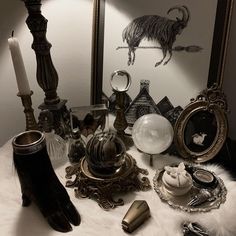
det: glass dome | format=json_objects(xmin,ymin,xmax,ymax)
[{"xmin": 86, "ymin": 132, "xmax": 126, "ymax": 176}]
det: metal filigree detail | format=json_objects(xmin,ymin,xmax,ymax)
[
  {"xmin": 65, "ymin": 154, "xmax": 151, "ymax": 210},
  {"xmin": 191, "ymin": 84, "xmax": 228, "ymax": 113}
]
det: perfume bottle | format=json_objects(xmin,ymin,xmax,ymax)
[
  {"xmin": 40, "ymin": 110, "xmax": 67, "ymax": 162},
  {"xmin": 68, "ymin": 130, "xmax": 86, "ymax": 164}
]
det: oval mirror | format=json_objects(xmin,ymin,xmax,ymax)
[{"xmin": 174, "ymin": 86, "xmax": 228, "ymax": 163}]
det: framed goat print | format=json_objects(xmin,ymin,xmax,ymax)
[{"xmin": 91, "ymin": 0, "xmax": 233, "ymax": 115}]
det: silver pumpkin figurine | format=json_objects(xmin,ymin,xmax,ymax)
[{"xmin": 86, "ymin": 132, "xmax": 126, "ymax": 177}]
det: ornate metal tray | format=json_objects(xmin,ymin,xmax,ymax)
[{"xmin": 153, "ymin": 165, "xmax": 227, "ymax": 212}]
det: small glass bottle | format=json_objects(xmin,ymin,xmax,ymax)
[
  {"xmin": 40, "ymin": 110, "xmax": 67, "ymax": 163},
  {"xmin": 68, "ymin": 130, "xmax": 86, "ymax": 164}
]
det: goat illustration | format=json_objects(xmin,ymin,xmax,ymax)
[{"xmin": 122, "ymin": 5, "xmax": 190, "ymax": 67}]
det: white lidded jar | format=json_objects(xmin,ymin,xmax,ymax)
[{"xmin": 162, "ymin": 163, "xmax": 193, "ymax": 196}]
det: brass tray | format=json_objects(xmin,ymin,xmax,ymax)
[{"xmin": 153, "ymin": 165, "xmax": 227, "ymax": 213}]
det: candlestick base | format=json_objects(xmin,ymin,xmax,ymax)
[
  {"xmin": 17, "ymin": 91, "xmax": 38, "ymax": 131},
  {"xmin": 38, "ymin": 100, "xmax": 70, "ymax": 139}
]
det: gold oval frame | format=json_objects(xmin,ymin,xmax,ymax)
[{"xmin": 174, "ymin": 86, "xmax": 228, "ymax": 163}]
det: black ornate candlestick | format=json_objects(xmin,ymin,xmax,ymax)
[
  {"xmin": 21, "ymin": 0, "xmax": 70, "ymax": 138},
  {"xmin": 17, "ymin": 91, "xmax": 38, "ymax": 131}
]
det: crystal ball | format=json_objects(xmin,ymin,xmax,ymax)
[
  {"xmin": 85, "ymin": 132, "xmax": 126, "ymax": 176},
  {"xmin": 132, "ymin": 114, "xmax": 174, "ymax": 154}
]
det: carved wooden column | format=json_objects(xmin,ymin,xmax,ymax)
[{"xmin": 22, "ymin": 0, "xmax": 70, "ymax": 137}]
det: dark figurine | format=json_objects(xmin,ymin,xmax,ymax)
[
  {"xmin": 68, "ymin": 130, "xmax": 86, "ymax": 164},
  {"xmin": 73, "ymin": 113, "xmax": 106, "ymax": 138}
]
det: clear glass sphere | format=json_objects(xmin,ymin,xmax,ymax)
[
  {"xmin": 110, "ymin": 70, "xmax": 131, "ymax": 92},
  {"xmin": 132, "ymin": 114, "xmax": 174, "ymax": 154}
]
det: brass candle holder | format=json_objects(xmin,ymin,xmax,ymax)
[{"xmin": 17, "ymin": 91, "xmax": 38, "ymax": 131}]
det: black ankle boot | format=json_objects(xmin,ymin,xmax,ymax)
[{"xmin": 12, "ymin": 130, "xmax": 81, "ymax": 232}]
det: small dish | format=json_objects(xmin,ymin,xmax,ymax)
[{"xmin": 192, "ymin": 169, "xmax": 217, "ymax": 188}]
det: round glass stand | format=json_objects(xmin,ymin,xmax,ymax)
[{"xmin": 153, "ymin": 165, "xmax": 227, "ymax": 213}]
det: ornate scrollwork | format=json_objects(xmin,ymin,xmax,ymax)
[
  {"xmin": 191, "ymin": 84, "xmax": 228, "ymax": 112},
  {"xmin": 65, "ymin": 154, "xmax": 151, "ymax": 210}
]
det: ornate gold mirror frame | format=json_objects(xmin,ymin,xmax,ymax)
[{"xmin": 174, "ymin": 85, "xmax": 228, "ymax": 163}]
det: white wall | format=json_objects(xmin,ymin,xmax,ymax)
[
  {"xmin": 0, "ymin": 0, "xmax": 236, "ymax": 146},
  {"xmin": 0, "ymin": 0, "xmax": 93, "ymax": 146}
]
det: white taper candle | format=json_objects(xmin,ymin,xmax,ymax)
[{"xmin": 8, "ymin": 36, "xmax": 31, "ymax": 95}]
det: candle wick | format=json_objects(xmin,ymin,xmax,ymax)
[{"xmin": 11, "ymin": 30, "xmax": 14, "ymax": 38}]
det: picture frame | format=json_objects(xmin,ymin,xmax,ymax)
[
  {"xmin": 174, "ymin": 85, "xmax": 228, "ymax": 163},
  {"xmin": 91, "ymin": 0, "xmax": 233, "ymax": 107}
]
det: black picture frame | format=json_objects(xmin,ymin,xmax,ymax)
[{"xmin": 91, "ymin": 0, "xmax": 233, "ymax": 105}]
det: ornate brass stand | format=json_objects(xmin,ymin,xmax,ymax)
[
  {"xmin": 17, "ymin": 91, "xmax": 38, "ymax": 131},
  {"xmin": 113, "ymin": 91, "xmax": 128, "ymax": 136},
  {"xmin": 111, "ymin": 70, "xmax": 131, "ymax": 137},
  {"xmin": 65, "ymin": 154, "xmax": 151, "ymax": 210},
  {"xmin": 22, "ymin": 0, "xmax": 70, "ymax": 137}
]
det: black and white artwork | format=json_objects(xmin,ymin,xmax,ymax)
[
  {"xmin": 120, "ymin": 6, "xmax": 202, "ymax": 67},
  {"xmin": 102, "ymin": 0, "xmax": 219, "ymax": 109}
]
